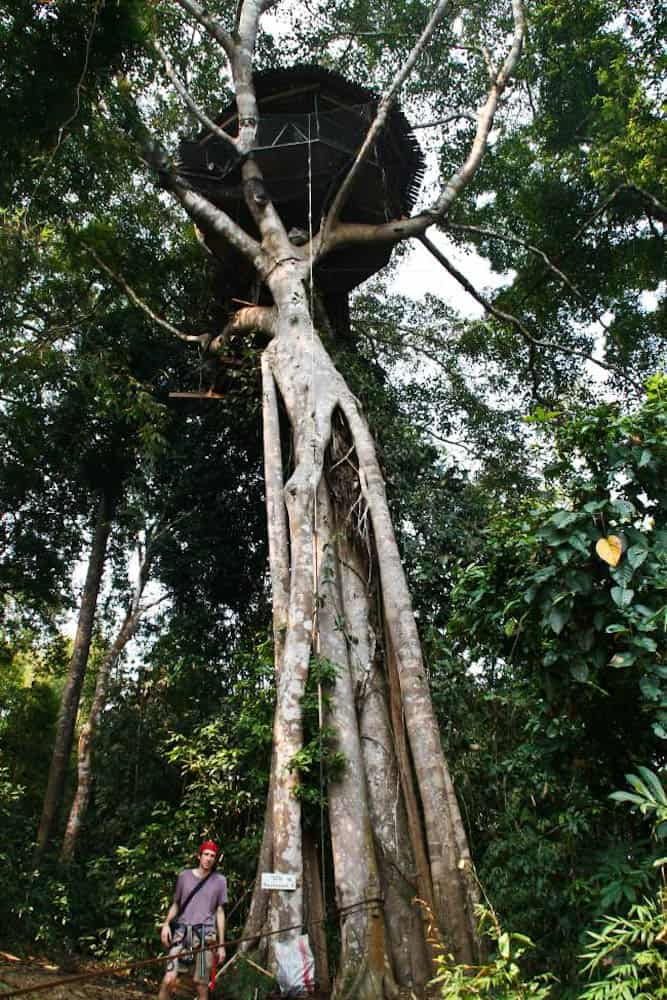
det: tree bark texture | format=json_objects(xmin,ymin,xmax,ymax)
[
  {"xmin": 251, "ymin": 275, "xmax": 478, "ymax": 992},
  {"xmin": 34, "ymin": 489, "xmax": 113, "ymax": 864},
  {"xmin": 303, "ymin": 830, "xmax": 330, "ymax": 993}
]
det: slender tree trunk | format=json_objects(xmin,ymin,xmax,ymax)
[
  {"xmin": 59, "ymin": 607, "xmax": 140, "ymax": 862},
  {"xmin": 34, "ymin": 489, "xmax": 113, "ymax": 865},
  {"xmin": 340, "ymin": 396, "xmax": 478, "ymax": 959},
  {"xmin": 241, "ymin": 763, "xmax": 274, "ymax": 954},
  {"xmin": 338, "ymin": 539, "xmax": 432, "ymax": 991},
  {"xmin": 241, "ymin": 358, "xmax": 289, "ymax": 952},
  {"xmin": 261, "ymin": 353, "xmax": 290, "ymax": 661},
  {"xmin": 59, "ymin": 525, "xmax": 162, "ymax": 861}
]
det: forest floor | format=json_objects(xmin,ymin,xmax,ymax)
[
  {"xmin": 0, "ymin": 952, "xmax": 439, "ymax": 999},
  {"xmin": 0, "ymin": 952, "xmax": 155, "ymax": 1000}
]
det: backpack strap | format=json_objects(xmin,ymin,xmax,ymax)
[{"xmin": 171, "ymin": 871, "xmax": 213, "ymax": 929}]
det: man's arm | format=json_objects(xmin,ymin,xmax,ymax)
[
  {"xmin": 160, "ymin": 897, "xmax": 180, "ymax": 947},
  {"xmin": 161, "ymin": 872, "xmax": 185, "ymax": 946},
  {"xmin": 216, "ymin": 905, "xmax": 226, "ymax": 961}
]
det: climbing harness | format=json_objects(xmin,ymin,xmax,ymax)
[{"xmin": 167, "ymin": 923, "xmax": 215, "ymax": 980}]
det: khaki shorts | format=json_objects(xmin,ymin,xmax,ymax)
[{"xmin": 166, "ymin": 924, "xmax": 217, "ymax": 984}]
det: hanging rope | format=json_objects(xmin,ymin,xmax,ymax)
[{"xmin": 305, "ymin": 109, "xmax": 328, "ymax": 912}]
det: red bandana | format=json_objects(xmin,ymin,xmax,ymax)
[{"xmin": 199, "ymin": 839, "xmax": 219, "ymax": 855}]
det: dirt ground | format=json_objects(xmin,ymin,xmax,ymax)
[
  {"xmin": 0, "ymin": 952, "xmax": 156, "ymax": 1000},
  {"xmin": 0, "ymin": 952, "xmax": 437, "ymax": 999}
]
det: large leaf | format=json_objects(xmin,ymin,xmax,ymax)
[
  {"xmin": 549, "ymin": 510, "xmax": 580, "ymax": 529},
  {"xmin": 570, "ymin": 661, "xmax": 590, "ymax": 682},
  {"xmin": 611, "ymin": 586, "xmax": 634, "ymax": 608},
  {"xmin": 636, "ymin": 767, "xmax": 667, "ymax": 806},
  {"xmin": 609, "ymin": 652, "xmax": 636, "ymax": 668},
  {"xmin": 627, "ymin": 544, "xmax": 649, "ymax": 570},
  {"xmin": 595, "ymin": 535, "xmax": 625, "ymax": 567},
  {"xmin": 639, "ymin": 676, "xmax": 661, "ymax": 701},
  {"xmin": 547, "ymin": 605, "xmax": 569, "ymax": 635}
]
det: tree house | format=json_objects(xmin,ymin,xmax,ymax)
[{"xmin": 177, "ymin": 65, "xmax": 424, "ymax": 332}]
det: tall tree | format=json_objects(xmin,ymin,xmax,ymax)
[
  {"xmin": 112, "ymin": 0, "xmax": 527, "ymax": 992},
  {"xmin": 59, "ymin": 523, "xmax": 166, "ymax": 862},
  {"xmin": 34, "ymin": 487, "xmax": 115, "ymax": 863}
]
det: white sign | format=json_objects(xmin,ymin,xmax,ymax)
[{"xmin": 261, "ymin": 872, "xmax": 297, "ymax": 891}]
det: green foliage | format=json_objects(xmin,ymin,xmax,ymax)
[
  {"xmin": 215, "ymin": 951, "xmax": 277, "ymax": 998},
  {"xmin": 611, "ymin": 766, "xmax": 667, "ymax": 835},
  {"xmin": 441, "ymin": 387, "xmax": 667, "ymax": 984},
  {"xmin": 451, "ymin": 387, "xmax": 667, "ymax": 736},
  {"xmin": 578, "ymin": 770, "xmax": 667, "ymax": 999},
  {"xmin": 579, "ymin": 893, "xmax": 667, "ymax": 1000},
  {"xmin": 432, "ymin": 904, "xmax": 556, "ymax": 999},
  {"xmin": 290, "ymin": 655, "xmax": 347, "ymax": 813},
  {"xmin": 108, "ymin": 638, "xmax": 276, "ymax": 955},
  {"xmin": 449, "ymin": 0, "xmax": 666, "ymax": 401},
  {"xmin": 432, "ymin": 770, "xmax": 667, "ymax": 999}
]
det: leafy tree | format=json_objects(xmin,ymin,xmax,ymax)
[{"xmin": 443, "ymin": 378, "xmax": 666, "ymax": 984}]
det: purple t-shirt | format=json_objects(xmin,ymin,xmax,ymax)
[{"xmin": 173, "ymin": 870, "xmax": 227, "ymax": 927}]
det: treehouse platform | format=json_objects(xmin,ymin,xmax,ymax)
[{"xmin": 177, "ymin": 65, "xmax": 424, "ymax": 300}]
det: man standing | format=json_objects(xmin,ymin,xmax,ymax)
[{"xmin": 158, "ymin": 840, "xmax": 227, "ymax": 999}]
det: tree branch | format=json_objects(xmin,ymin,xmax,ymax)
[
  {"xmin": 569, "ymin": 184, "xmax": 627, "ymax": 248},
  {"xmin": 426, "ymin": 431, "xmax": 475, "ymax": 454},
  {"xmin": 572, "ymin": 184, "xmax": 667, "ymax": 245},
  {"xmin": 321, "ymin": 0, "xmax": 453, "ymax": 240},
  {"xmin": 318, "ymin": 0, "xmax": 526, "ymax": 255},
  {"xmin": 512, "ymin": 182, "xmax": 665, "ymax": 317},
  {"xmin": 430, "ymin": 0, "xmax": 525, "ymax": 218},
  {"xmin": 169, "ymin": 180, "xmax": 269, "ymax": 267},
  {"xmin": 208, "ymin": 305, "xmax": 278, "ymax": 348},
  {"xmin": 411, "ymin": 113, "xmax": 476, "ymax": 130},
  {"xmin": 446, "ymin": 220, "xmax": 615, "ymax": 335},
  {"xmin": 446, "ymin": 222, "xmax": 586, "ymax": 302},
  {"xmin": 172, "ymin": 0, "xmax": 234, "ymax": 60},
  {"xmin": 153, "ymin": 40, "xmax": 237, "ymax": 152},
  {"xmin": 135, "ymin": 122, "xmax": 267, "ymax": 264},
  {"xmin": 232, "ymin": 0, "xmax": 269, "ymax": 155},
  {"xmin": 84, "ymin": 244, "xmax": 208, "ymax": 344},
  {"xmin": 627, "ymin": 184, "xmax": 667, "ymax": 222},
  {"xmin": 418, "ymin": 233, "xmax": 641, "ymax": 390}
]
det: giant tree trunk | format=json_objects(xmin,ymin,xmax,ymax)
[
  {"xmin": 251, "ymin": 264, "xmax": 478, "ymax": 995},
  {"xmin": 34, "ymin": 490, "xmax": 113, "ymax": 865}
]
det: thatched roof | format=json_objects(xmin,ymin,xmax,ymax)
[
  {"xmin": 176, "ymin": 65, "xmax": 424, "ymax": 297},
  {"xmin": 178, "ymin": 64, "xmax": 424, "ymax": 220}
]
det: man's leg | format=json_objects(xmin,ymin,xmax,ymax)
[
  {"xmin": 195, "ymin": 983, "xmax": 209, "ymax": 1000},
  {"xmin": 157, "ymin": 969, "xmax": 178, "ymax": 999}
]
